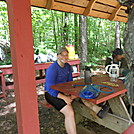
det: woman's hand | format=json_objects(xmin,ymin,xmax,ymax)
[
  {"xmin": 58, "ymin": 93, "xmax": 73, "ymax": 105},
  {"xmin": 63, "ymin": 96, "xmax": 73, "ymax": 105},
  {"xmin": 70, "ymin": 95, "xmax": 77, "ymax": 100}
]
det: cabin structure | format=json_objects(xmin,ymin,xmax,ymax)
[{"xmin": 0, "ymin": 0, "xmax": 132, "ymax": 133}]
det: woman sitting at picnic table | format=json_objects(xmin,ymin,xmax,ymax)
[{"xmin": 44, "ymin": 46, "xmax": 77, "ymax": 134}]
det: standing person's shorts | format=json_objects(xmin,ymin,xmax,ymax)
[{"xmin": 45, "ymin": 92, "xmax": 67, "ymax": 111}]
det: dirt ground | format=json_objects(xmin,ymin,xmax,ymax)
[{"xmin": 0, "ymin": 84, "xmax": 119, "ymax": 134}]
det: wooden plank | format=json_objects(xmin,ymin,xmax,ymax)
[
  {"xmin": 36, "ymin": 79, "xmax": 45, "ymax": 84},
  {"xmin": 72, "ymin": 73, "xmax": 80, "ymax": 77},
  {"xmin": 6, "ymin": 0, "xmax": 40, "ymax": 133},
  {"xmin": 77, "ymin": 125, "xmax": 96, "ymax": 134},
  {"xmin": 74, "ymin": 109, "xmax": 84, "ymax": 124},
  {"xmin": 68, "ymin": 59, "xmax": 80, "ymax": 65},
  {"xmin": 46, "ymin": 0, "xmax": 54, "ymax": 10},
  {"xmin": 0, "ymin": 60, "xmax": 80, "ymax": 92},
  {"xmin": 93, "ymin": 2, "xmax": 115, "ymax": 13},
  {"xmin": 53, "ymin": 2, "xmax": 85, "ymax": 14},
  {"xmin": 98, "ymin": 0, "xmax": 128, "ymax": 10},
  {"xmin": 30, "ymin": 0, "xmax": 128, "ymax": 22},
  {"xmin": 0, "ymin": 94, "xmax": 5, "ymax": 98},
  {"xmin": 35, "ymin": 62, "xmax": 52, "ymax": 70},
  {"xmin": 97, "ymin": 0, "xmax": 118, "ymax": 7},
  {"xmin": 39, "ymin": 99, "xmax": 53, "ymax": 108},
  {"xmin": 0, "ymin": 73, "xmax": 6, "ymax": 99},
  {"xmin": 56, "ymin": 0, "xmax": 125, "ymax": 9},
  {"xmin": 108, "ymin": 96, "xmax": 132, "ymax": 120},
  {"xmin": 109, "ymin": 4, "xmax": 122, "ymax": 21},
  {"xmin": 55, "ymin": 0, "xmax": 88, "ymax": 7},
  {"xmin": 54, "ymin": 0, "xmax": 127, "ymax": 17},
  {"xmin": 91, "ymin": 10, "xmax": 128, "ymax": 23},
  {"xmin": 72, "ymin": 100, "xmax": 132, "ymax": 133},
  {"xmin": 51, "ymin": 74, "xmax": 127, "ymax": 104},
  {"xmin": 0, "ymin": 65, "xmax": 12, "ymax": 74},
  {"xmin": 53, "ymin": 2, "xmax": 128, "ymax": 23},
  {"xmin": 5, "ymin": 85, "xmax": 14, "ymax": 90},
  {"xmin": 31, "ymin": 0, "xmax": 128, "ymax": 10},
  {"xmin": 31, "ymin": 0, "xmax": 47, "ymax": 8},
  {"xmin": 118, "ymin": 9, "xmax": 128, "ymax": 17},
  {"xmin": 55, "ymin": 0, "xmax": 127, "ymax": 13},
  {"xmin": 55, "ymin": 0, "xmax": 127, "ymax": 11},
  {"xmin": 114, "ymin": 16, "xmax": 128, "ymax": 23},
  {"xmin": 93, "ymin": 2, "xmax": 127, "ymax": 17},
  {"xmin": 83, "ymin": 0, "xmax": 97, "ymax": 16}
]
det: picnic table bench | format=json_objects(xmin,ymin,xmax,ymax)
[
  {"xmin": 0, "ymin": 59, "xmax": 80, "ymax": 99},
  {"xmin": 50, "ymin": 74, "xmax": 133, "ymax": 133}
]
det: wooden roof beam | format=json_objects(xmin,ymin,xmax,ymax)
[
  {"xmin": 83, "ymin": 0, "xmax": 97, "ymax": 16},
  {"xmin": 45, "ymin": 0, "xmax": 54, "ymax": 10},
  {"xmin": 108, "ymin": 4, "xmax": 122, "ymax": 21}
]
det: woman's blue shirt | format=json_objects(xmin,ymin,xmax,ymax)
[{"xmin": 44, "ymin": 61, "xmax": 73, "ymax": 97}]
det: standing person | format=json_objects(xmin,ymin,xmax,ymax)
[
  {"xmin": 105, "ymin": 48, "xmax": 129, "ymax": 76},
  {"xmin": 44, "ymin": 46, "xmax": 77, "ymax": 134}
]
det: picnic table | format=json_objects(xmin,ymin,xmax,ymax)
[{"xmin": 51, "ymin": 74, "xmax": 133, "ymax": 133}]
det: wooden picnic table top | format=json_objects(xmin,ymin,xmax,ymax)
[{"xmin": 51, "ymin": 74, "xmax": 127, "ymax": 104}]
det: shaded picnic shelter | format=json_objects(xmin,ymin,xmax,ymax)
[{"xmin": 1, "ymin": 0, "xmax": 131, "ymax": 133}]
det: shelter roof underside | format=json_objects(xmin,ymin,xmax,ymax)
[
  {"xmin": 0, "ymin": 0, "xmax": 130, "ymax": 23},
  {"xmin": 30, "ymin": 0, "xmax": 129, "ymax": 23}
]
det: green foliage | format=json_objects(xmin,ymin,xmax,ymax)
[
  {"xmin": 0, "ymin": 2, "xmax": 126, "ymax": 66},
  {"xmin": 85, "ymin": 57, "xmax": 101, "ymax": 67},
  {"xmin": 0, "ymin": 58, "xmax": 11, "ymax": 65},
  {"xmin": 0, "ymin": 2, "xmax": 9, "ymax": 41}
]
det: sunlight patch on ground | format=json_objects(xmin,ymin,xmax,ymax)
[
  {"xmin": 0, "ymin": 102, "xmax": 16, "ymax": 116},
  {"xmin": 36, "ymin": 85, "xmax": 45, "ymax": 95}
]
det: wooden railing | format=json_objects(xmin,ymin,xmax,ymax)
[{"xmin": 0, "ymin": 59, "xmax": 80, "ymax": 99}]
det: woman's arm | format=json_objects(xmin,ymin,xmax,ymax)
[{"xmin": 45, "ymin": 65, "xmax": 60, "ymax": 97}]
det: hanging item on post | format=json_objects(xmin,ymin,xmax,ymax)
[{"xmin": 73, "ymin": 84, "xmax": 114, "ymax": 99}]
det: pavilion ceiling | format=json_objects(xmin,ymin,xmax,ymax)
[{"xmin": 30, "ymin": 0, "xmax": 129, "ymax": 23}]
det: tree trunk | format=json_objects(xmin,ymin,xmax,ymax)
[
  {"xmin": 54, "ymin": 11, "xmax": 60, "ymax": 45},
  {"xmin": 63, "ymin": 12, "xmax": 68, "ymax": 45},
  {"xmin": 115, "ymin": 21, "xmax": 120, "ymax": 48},
  {"xmin": 51, "ymin": 11, "xmax": 58, "ymax": 48},
  {"xmin": 123, "ymin": 7, "xmax": 134, "ymax": 68},
  {"xmin": 79, "ymin": 15, "xmax": 88, "ymax": 68},
  {"xmin": 123, "ymin": 6, "xmax": 134, "ymax": 104},
  {"xmin": 74, "ymin": 14, "xmax": 79, "ymax": 54}
]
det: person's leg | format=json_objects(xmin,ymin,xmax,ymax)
[
  {"xmin": 45, "ymin": 92, "xmax": 77, "ymax": 133},
  {"xmin": 60, "ymin": 104, "xmax": 77, "ymax": 134},
  {"xmin": 82, "ymin": 99, "xmax": 110, "ymax": 118}
]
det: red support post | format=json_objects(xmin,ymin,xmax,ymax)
[{"xmin": 6, "ymin": 0, "xmax": 40, "ymax": 134}]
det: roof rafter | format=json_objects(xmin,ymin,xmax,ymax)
[
  {"xmin": 108, "ymin": 4, "xmax": 122, "ymax": 21},
  {"xmin": 83, "ymin": 0, "xmax": 97, "ymax": 16},
  {"xmin": 30, "ymin": 0, "xmax": 128, "ymax": 23},
  {"xmin": 46, "ymin": 0, "xmax": 54, "ymax": 10}
]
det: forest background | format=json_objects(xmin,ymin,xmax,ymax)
[{"xmin": 0, "ymin": 1, "xmax": 126, "ymax": 68}]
